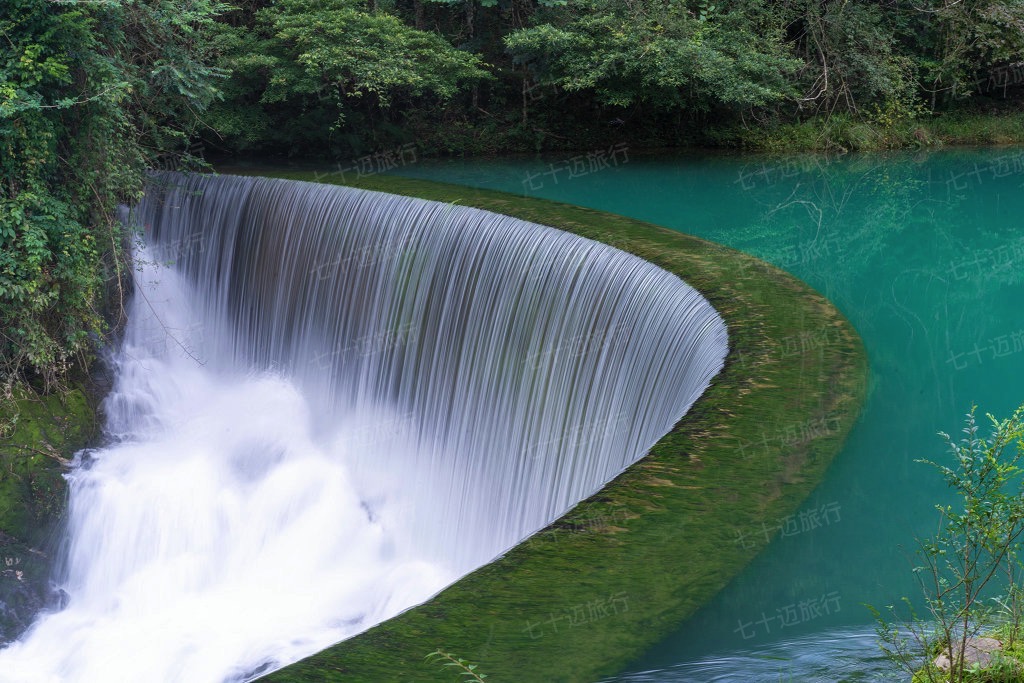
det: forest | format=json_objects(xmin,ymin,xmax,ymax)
[{"xmin": 4, "ymin": 0, "xmax": 1024, "ymax": 403}]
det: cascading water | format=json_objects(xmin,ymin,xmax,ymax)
[{"xmin": 0, "ymin": 173, "xmax": 727, "ymax": 682}]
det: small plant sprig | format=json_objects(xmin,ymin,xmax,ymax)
[
  {"xmin": 425, "ymin": 648, "xmax": 487, "ymax": 681},
  {"xmin": 872, "ymin": 403, "xmax": 1024, "ymax": 682}
]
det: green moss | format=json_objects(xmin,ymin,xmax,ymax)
[
  {"xmin": 217, "ymin": 169, "xmax": 869, "ymax": 682},
  {"xmin": 0, "ymin": 384, "xmax": 96, "ymax": 546},
  {"xmin": 0, "ymin": 381, "xmax": 96, "ymax": 640}
]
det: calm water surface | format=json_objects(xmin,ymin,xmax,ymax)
[{"xmin": 394, "ymin": 148, "xmax": 1024, "ymax": 681}]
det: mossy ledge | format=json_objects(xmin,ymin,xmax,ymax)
[
  {"xmin": 0, "ymin": 381, "xmax": 98, "ymax": 640},
  {"xmin": 216, "ymin": 168, "xmax": 869, "ymax": 682}
]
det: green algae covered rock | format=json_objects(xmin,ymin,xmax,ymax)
[
  {"xmin": 0, "ymin": 384, "xmax": 97, "ymax": 641},
  {"xmin": 1, "ymin": 386, "xmax": 94, "ymax": 544}
]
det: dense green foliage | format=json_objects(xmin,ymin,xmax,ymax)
[
  {"xmin": 504, "ymin": 0, "xmax": 799, "ymax": 111},
  {"xmin": 1, "ymin": 0, "xmax": 226, "ymax": 390},
  {"xmin": 206, "ymin": 0, "xmax": 488, "ymax": 155},
  {"xmin": 199, "ymin": 0, "xmax": 1024, "ymax": 157}
]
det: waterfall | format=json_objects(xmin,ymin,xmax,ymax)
[{"xmin": 0, "ymin": 173, "xmax": 727, "ymax": 682}]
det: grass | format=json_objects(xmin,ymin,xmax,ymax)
[
  {"xmin": 923, "ymin": 110, "xmax": 1024, "ymax": 147},
  {"xmin": 911, "ymin": 625, "xmax": 1024, "ymax": 683},
  {"xmin": 710, "ymin": 109, "xmax": 1024, "ymax": 153},
  {"xmin": 214, "ymin": 168, "xmax": 870, "ymax": 682}
]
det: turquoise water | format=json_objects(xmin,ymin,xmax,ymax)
[{"xmin": 394, "ymin": 149, "xmax": 1024, "ymax": 681}]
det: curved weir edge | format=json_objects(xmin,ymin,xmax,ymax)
[{"xmin": 228, "ymin": 170, "xmax": 871, "ymax": 683}]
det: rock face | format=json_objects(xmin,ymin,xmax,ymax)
[
  {"xmin": 1, "ymin": 386, "xmax": 94, "ymax": 544},
  {"xmin": 934, "ymin": 636, "xmax": 1004, "ymax": 671},
  {"xmin": 0, "ymin": 383, "xmax": 97, "ymax": 643},
  {"xmin": 0, "ymin": 532, "xmax": 55, "ymax": 644}
]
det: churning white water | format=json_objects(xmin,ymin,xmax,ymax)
[{"xmin": 0, "ymin": 173, "xmax": 727, "ymax": 682}]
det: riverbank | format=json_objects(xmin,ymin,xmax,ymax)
[
  {"xmin": 208, "ymin": 109, "xmax": 1024, "ymax": 172},
  {"xmin": 712, "ymin": 109, "xmax": 1024, "ymax": 154},
  {"xmin": 218, "ymin": 170, "xmax": 870, "ymax": 682}
]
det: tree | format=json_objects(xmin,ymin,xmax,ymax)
[
  {"xmin": 783, "ymin": 0, "xmax": 917, "ymax": 118},
  {"xmin": 504, "ymin": 0, "xmax": 799, "ymax": 113},
  {"xmin": 874, "ymin": 404, "xmax": 1024, "ymax": 682},
  {"xmin": 1, "ymin": 0, "xmax": 227, "ymax": 393},
  {"xmin": 205, "ymin": 0, "xmax": 488, "ymax": 156},
  {"xmin": 915, "ymin": 0, "xmax": 1024, "ymax": 109}
]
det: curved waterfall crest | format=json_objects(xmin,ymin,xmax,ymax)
[
  {"xmin": 0, "ymin": 172, "xmax": 727, "ymax": 682},
  {"xmin": 136, "ymin": 172, "xmax": 728, "ymax": 548}
]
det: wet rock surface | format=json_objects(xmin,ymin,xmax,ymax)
[{"xmin": 0, "ymin": 532, "xmax": 54, "ymax": 644}]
